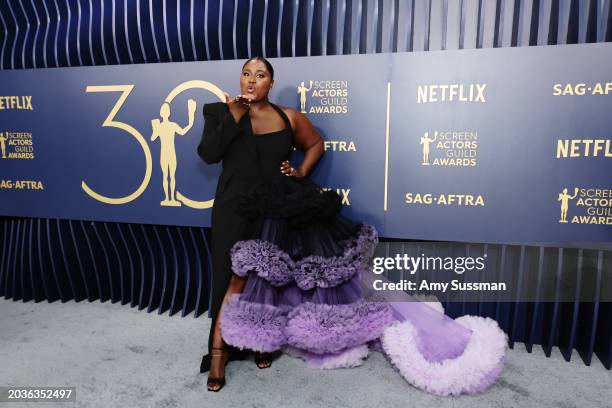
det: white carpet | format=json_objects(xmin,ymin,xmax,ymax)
[{"xmin": 0, "ymin": 298, "xmax": 610, "ymax": 408}]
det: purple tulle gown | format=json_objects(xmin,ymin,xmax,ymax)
[
  {"xmin": 218, "ymin": 175, "xmax": 507, "ymax": 396},
  {"xmin": 218, "ymin": 104, "xmax": 508, "ymax": 396}
]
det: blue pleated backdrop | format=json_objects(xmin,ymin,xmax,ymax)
[{"xmin": 0, "ymin": 0, "xmax": 610, "ymax": 370}]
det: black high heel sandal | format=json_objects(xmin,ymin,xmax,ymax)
[
  {"xmin": 254, "ymin": 351, "xmax": 273, "ymax": 369},
  {"xmin": 200, "ymin": 354, "xmax": 212, "ymax": 373},
  {"xmin": 207, "ymin": 347, "xmax": 228, "ymax": 392}
]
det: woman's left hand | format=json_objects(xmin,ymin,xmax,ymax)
[{"xmin": 280, "ymin": 161, "xmax": 304, "ymax": 178}]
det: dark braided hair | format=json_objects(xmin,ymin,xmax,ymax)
[{"xmin": 242, "ymin": 56, "xmax": 274, "ymax": 80}]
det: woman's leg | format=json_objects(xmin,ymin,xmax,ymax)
[
  {"xmin": 206, "ymin": 195, "xmax": 248, "ymax": 354},
  {"xmin": 208, "ymin": 274, "xmax": 246, "ymax": 391}
]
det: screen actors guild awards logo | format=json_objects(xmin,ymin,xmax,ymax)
[
  {"xmin": 0, "ymin": 131, "xmax": 35, "ymax": 159},
  {"xmin": 558, "ymin": 187, "xmax": 578, "ymax": 223},
  {"xmin": 557, "ymin": 187, "xmax": 612, "ymax": 225},
  {"xmin": 150, "ymin": 99, "xmax": 197, "ymax": 206},
  {"xmin": 297, "ymin": 80, "xmax": 348, "ymax": 114},
  {"xmin": 418, "ymin": 130, "xmax": 477, "ymax": 166}
]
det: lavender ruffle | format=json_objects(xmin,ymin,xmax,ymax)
[
  {"xmin": 230, "ymin": 223, "xmax": 378, "ymax": 289},
  {"xmin": 230, "ymin": 240, "xmax": 295, "ymax": 286},
  {"xmin": 294, "ymin": 223, "xmax": 378, "ymax": 290},
  {"xmin": 221, "ymin": 295, "xmax": 394, "ymax": 355},
  {"xmin": 284, "ymin": 300, "xmax": 395, "ymax": 354},
  {"xmin": 381, "ymin": 315, "xmax": 508, "ymax": 396},
  {"xmin": 220, "ymin": 294, "xmax": 290, "ymax": 352}
]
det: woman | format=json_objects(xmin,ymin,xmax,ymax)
[
  {"xmin": 197, "ymin": 56, "xmax": 340, "ymax": 391},
  {"xmin": 198, "ymin": 57, "xmax": 508, "ymax": 395}
]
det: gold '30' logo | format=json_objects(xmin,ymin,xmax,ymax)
[{"xmin": 82, "ymin": 81, "xmax": 225, "ymax": 209}]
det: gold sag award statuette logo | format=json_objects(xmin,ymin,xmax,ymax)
[
  {"xmin": 0, "ymin": 133, "xmax": 6, "ymax": 159},
  {"xmin": 420, "ymin": 131, "xmax": 478, "ymax": 166},
  {"xmin": 420, "ymin": 131, "xmax": 436, "ymax": 165},
  {"xmin": 558, "ymin": 187, "xmax": 612, "ymax": 225},
  {"xmin": 558, "ymin": 188, "xmax": 578, "ymax": 223},
  {"xmin": 298, "ymin": 80, "xmax": 348, "ymax": 114},
  {"xmin": 297, "ymin": 81, "xmax": 313, "ymax": 113},
  {"xmin": 150, "ymin": 99, "xmax": 196, "ymax": 206},
  {"xmin": 82, "ymin": 80, "xmax": 226, "ymax": 208}
]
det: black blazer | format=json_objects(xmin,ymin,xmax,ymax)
[{"xmin": 197, "ymin": 102, "xmax": 260, "ymax": 199}]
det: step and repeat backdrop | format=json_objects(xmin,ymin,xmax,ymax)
[{"xmin": 0, "ymin": 43, "xmax": 610, "ymax": 243}]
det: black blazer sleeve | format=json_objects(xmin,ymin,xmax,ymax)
[{"xmin": 197, "ymin": 102, "xmax": 242, "ymax": 164}]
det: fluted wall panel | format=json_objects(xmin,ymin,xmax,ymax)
[
  {"xmin": 0, "ymin": 0, "xmax": 610, "ymax": 68},
  {"xmin": 0, "ymin": 217, "xmax": 211, "ymax": 318}
]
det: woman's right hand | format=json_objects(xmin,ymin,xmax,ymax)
[{"xmin": 224, "ymin": 92, "xmax": 251, "ymax": 123}]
